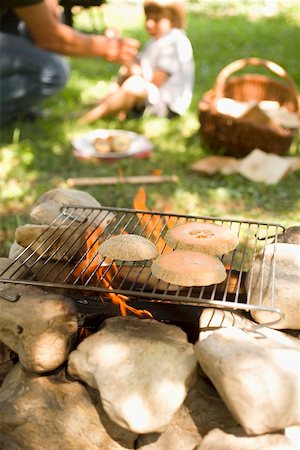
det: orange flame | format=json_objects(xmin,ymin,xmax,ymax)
[
  {"xmin": 74, "ymin": 225, "xmax": 152, "ymax": 318},
  {"xmin": 133, "ymin": 187, "xmax": 176, "ymax": 253}
]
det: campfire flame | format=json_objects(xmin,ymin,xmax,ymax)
[
  {"xmin": 74, "ymin": 188, "xmax": 178, "ymax": 319},
  {"xmin": 73, "ymin": 226, "xmax": 152, "ymax": 318},
  {"xmin": 133, "ymin": 187, "xmax": 175, "ymax": 253}
]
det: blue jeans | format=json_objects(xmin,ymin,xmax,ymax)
[{"xmin": 0, "ymin": 31, "xmax": 70, "ymax": 125}]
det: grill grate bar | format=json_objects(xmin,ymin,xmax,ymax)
[
  {"xmin": 230, "ymin": 221, "xmax": 251, "ymax": 304},
  {"xmin": 0, "ymin": 205, "xmax": 285, "ymax": 324}
]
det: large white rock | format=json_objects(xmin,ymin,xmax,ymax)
[
  {"xmin": 0, "ymin": 284, "xmax": 78, "ymax": 373},
  {"xmin": 8, "ymin": 240, "xmax": 26, "ymax": 260},
  {"xmin": 0, "ymin": 364, "xmax": 136, "ymax": 450},
  {"xmin": 30, "ymin": 187, "xmax": 114, "ymax": 228},
  {"xmin": 194, "ymin": 428, "xmax": 295, "ymax": 450},
  {"xmin": 194, "ymin": 327, "xmax": 300, "ymax": 435},
  {"xmin": 0, "ymin": 342, "xmax": 17, "ymax": 387},
  {"xmin": 68, "ymin": 316, "xmax": 197, "ymax": 434},
  {"xmin": 137, "ymin": 375, "xmax": 237, "ymax": 450},
  {"xmin": 0, "ymin": 257, "xmax": 28, "ymax": 280},
  {"xmin": 197, "ymin": 308, "xmax": 257, "ymax": 378},
  {"xmin": 245, "ymin": 243, "xmax": 300, "ymax": 329},
  {"xmin": 15, "ymin": 223, "xmax": 90, "ymax": 261},
  {"xmin": 277, "ymin": 226, "xmax": 300, "ymax": 245},
  {"xmin": 199, "ymin": 308, "xmax": 255, "ymax": 339},
  {"xmin": 285, "ymin": 425, "xmax": 300, "ymax": 449}
]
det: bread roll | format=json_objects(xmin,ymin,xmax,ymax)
[
  {"xmin": 93, "ymin": 137, "xmax": 111, "ymax": 153},
  {"xmin": 151, "ymin": 249, "xmax": 227, "ymax": 286},
  {"xmin": 99, "ymin": 234, "xmax": 158, "ymax": 261},
  {"xmin": 164, "ymin": 222, "xmax": 239, "ymax": 256},
  {"xmin": 110, "ymin": 134, "xmax": 131, "ymax": 153}
]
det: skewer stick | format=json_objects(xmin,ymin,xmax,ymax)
[{"xmin": 66, "ymin": 175, "xmax": 179, "ymax": 187}]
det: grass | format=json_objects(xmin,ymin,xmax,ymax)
[{"xmin": 0, "ymin": 2, "xmax": 300, "ymax": 257}]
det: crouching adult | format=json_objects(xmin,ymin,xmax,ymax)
[{"xmin": 0, "ymin": 0, "xmax": 140, "ymax": 125}]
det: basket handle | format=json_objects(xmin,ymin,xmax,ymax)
[{"xmin": 213, "ymin": 57, "xmax": 299, "ymax": 112}]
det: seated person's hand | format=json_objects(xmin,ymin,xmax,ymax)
[{"xmin": 118, "ymin": 62, "xmax": 142, "ymax": 85}]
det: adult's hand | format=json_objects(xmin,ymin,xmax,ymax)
[
  {"xmin": 103, "ymin": 36, "xmax": 140, "ymax": 65},
  {"xmin": 14, "ymin": 1, "xmax": 140, "ymax": 62}
]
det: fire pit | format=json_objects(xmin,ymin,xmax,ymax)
[
  {"xmin": 0, "ymin": 189, "xmax": 299, "ymax": 449},
  {"xmin": 0, "ymin": 204, "xmax": 284, "ymax": 328}
]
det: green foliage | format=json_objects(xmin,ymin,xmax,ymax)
[
  {"xmin": 0, "ymin": 3, "xmax": 300, "ymax": 256},
  {"xmin": 188, "ymin": 0, "xmax": 300, "ymax": 17}
]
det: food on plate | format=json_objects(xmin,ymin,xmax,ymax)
[
  {"xmin": 93, "ymin": 133, "xmax": 132, "ymax": 154},
  {"xmin": 109, "ymin": 134, "xmax": 132, "ymax": 153},
  {"xmin": 164, "ymin": 222, "xmax": 239, "ymax": 256},
  {"xmin": 99, "ymin": 234, "xmax": 158, "ymax": 261},
  {"xmin": 93, "ymin": 137, "xmax": 111, "ymax": 154},
  {"xmin": 151, "ymin": 249, "xmax": 227, "ymax": 286}
]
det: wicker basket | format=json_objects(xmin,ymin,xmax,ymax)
[{"xmin": 198, "ymin": 58, "xmax": 300, "ymax": 157}]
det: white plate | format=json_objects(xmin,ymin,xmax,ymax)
[{"xmin": 72, "ymin": 129, "xmax": 153, "ymax": 160}]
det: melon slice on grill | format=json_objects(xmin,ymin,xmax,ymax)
[
  {"xmin": 164, "ymin": 222, "xmax": 239, "ymax": 256},
  {"xmin": 99, "ymin": 234, "xmax": 158, "ymax": 261},
  {"xmin": 151, "ymin": 250, "xmax": 227, "ymax": 286}
]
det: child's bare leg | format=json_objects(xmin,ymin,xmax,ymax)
[{"xmin": 78, "ymin": 75, "xmax": 147, "ymax": 125}]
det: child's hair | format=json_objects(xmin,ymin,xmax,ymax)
[{"xmin": 144, "ymin": 0, "xmax": 186, "ymax": 29}]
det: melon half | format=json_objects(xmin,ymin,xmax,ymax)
[
  {"xmin": 151, "ymin": 249, "xmax": 227, "ymax": 286},
  {"xmin": 164, "ymin": 222, "xmax": 239, "ymax": 256}
]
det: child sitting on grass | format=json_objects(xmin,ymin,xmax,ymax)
[{"xmin": 78, "ymin": 0, "xmax": 195, "ymax": 124}]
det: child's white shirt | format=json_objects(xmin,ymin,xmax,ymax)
[{"xmin": 138, "ymin": 28, "xmax": 195, "ymax": 115}]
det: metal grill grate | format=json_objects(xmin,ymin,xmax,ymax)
[{"xmin": 0, "ymin": 205, "xmax": 285, "ymax": 325}]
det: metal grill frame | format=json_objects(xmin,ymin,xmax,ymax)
[{"xmin": 0, "ymin": 205, "xmax": 285, "ymax": 326}]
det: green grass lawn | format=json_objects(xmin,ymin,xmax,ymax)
[{"xmin": 0, "ymin": 2, "xmax": 300, "ymax": 257}]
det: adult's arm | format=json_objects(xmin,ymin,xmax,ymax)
[{"xmin": 14, "ymin": 1, "xmax": 140, "ymax": 63}]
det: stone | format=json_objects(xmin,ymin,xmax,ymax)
[
  {"xmin": 194, "ymin": 428, "xmax": 295, "ymax": 450},
  {"xmin": 0, "ymin": 364, "xmax": 136, "ymax": 450},
  {"xmin": 15, "ymin": 223, "xmax": 89, "ymax": 262},
  {"xmin": 30, "ymin": 187, "xmax": 114, "ymax": 228},
  {"xmin": 199, "ymin": 308, "xmax": 255, "ymax": 339},
  {"xmin": 0, "ymin": 257, "xmax": 28, "ymax": 280},
  {"xmin": 7, "ymin": 241, "xmax": 77, "ymax": 289},
  {"xmin": 194, "ymin": 327, "xmax": 300, "ymax": 435},
  {"xmin": 276, "ymin": 226, "xmax": 300, "ymax": 245},
  {"xmin": 284, "ymin": 426, "xmax": 300, "ymax": 449},
  {"xmin": 137, "ymin": 375, "xmax": 237, "ymax": 450},
  {"xmin": 8, "ymin": 240, "xmax": 27, "ymax": 260},
  {"xmin": 0, "ymin": 342, "xmax": 17, "ymax": 387},
  {"xmin": 68, "ymin": 316, "xmax": 197, "ymax": 434},
  {"xmin": 245, "ymin": 243, "xmax": 300, "ymax": 329},
  {"xmin": 197, "ymin": 308, "xmax": 257, "ymax": 378},
  {"xmin": 85, "ymin": 385, "xmax": 137, "ymax": 449},
  {"xmin": 0, "ymin": 284, "xmax": 78, "ymax": 373}
]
